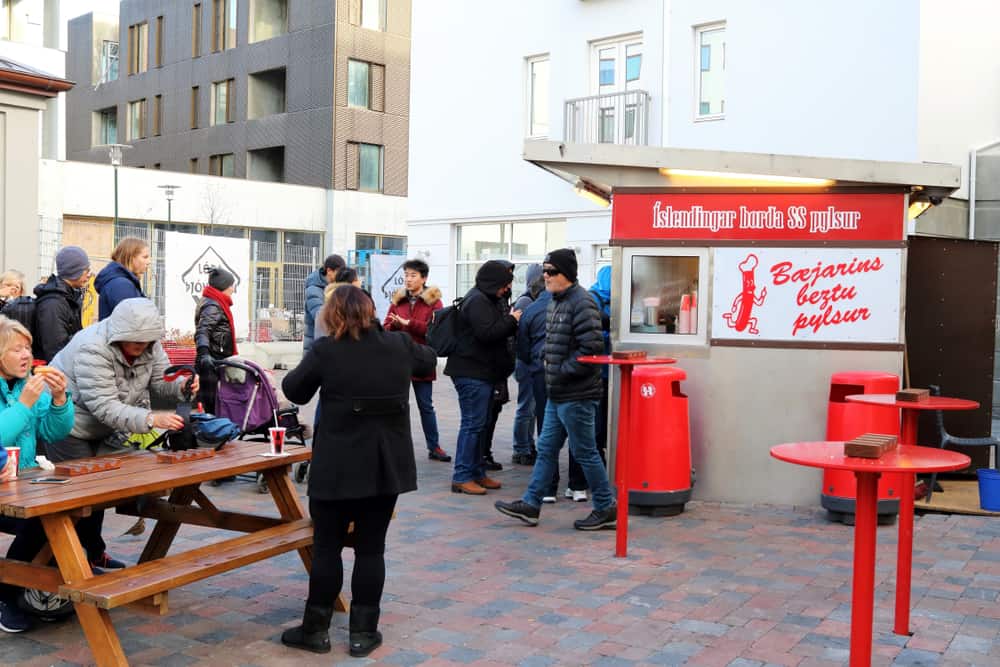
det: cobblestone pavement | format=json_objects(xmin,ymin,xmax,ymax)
[{"xmin": 2, "ymin": 376, "xmax": 998, "ymax": 666}]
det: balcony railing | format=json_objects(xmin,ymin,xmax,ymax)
[{"xmin": 564, "ymin": 89, "xmax": 650, "ymax": 146}]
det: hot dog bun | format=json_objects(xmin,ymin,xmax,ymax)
[{"xmin": 33, "ymin": 366, "xmax": 56, "ymax": 376}]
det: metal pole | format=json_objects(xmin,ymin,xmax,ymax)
[
  {"xmin": 167, "ymin": 198, "xmax": 172, "ymax": 225},
  {"xmin": 113, "ymin": 165, "xmax": 119, "ymax": 225}
]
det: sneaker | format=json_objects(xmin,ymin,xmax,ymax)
[
  {"xmin": 483, "ymin": 454, "xmax": 503, "ymax": 472},
  {"xmin": 494, "ymin": 500, "xmax": 540, "ymax": 526},
  {"xmin": 428, "ymin": 447, "xmax": 452, "ymax": 462},
  {"xmin": 91, "ymin": 553, "xmax": 126, "ymax": 569},
  {"xmin": 574, "ymin": 506, "xmax": 617, "ymax": 531},
  {"xmin": 0, "ymin": 600, "xmax": 32, "ymax": 632},
  {"xmin": 541, "ymin": 495, "xmax": 557, "ymax": 504},
  {"xmin": 564, "ymin": 488, "xmax": 574, "ymax": 499},
  {"xmin": 572, "ymin": 490, "xmax": 588, "ymax": 502},
  {"xmin": 20, "ymin": 588, "xmax": 73, "ymax": 623}
]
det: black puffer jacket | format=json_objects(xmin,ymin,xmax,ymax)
[
  {"xmin": 443, "ymin": 261, "xmax": 517, "ymax": 382},
  {"xmin": 544, "ymin": 283, "xmax": 604, "ymax": 402},
  {"xmin": 194, "ymin": 297, "xmax": 234, "ymax": 360},
  {"xmin": 34, "ymin": 275, "xmax": 82, "ymax": 362}
]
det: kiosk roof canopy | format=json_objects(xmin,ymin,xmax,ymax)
[{"xmin": 523, "ymin": 141, "xmax": 960, "ymax": 203}]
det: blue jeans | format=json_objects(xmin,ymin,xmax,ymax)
[
  {"xmin": 513, "ymin": 363, "xmax": 535, "ymax": 454},
  {"xmin": 523, "ymin": 399, "xmax": 615, "ymax": 511},
  {"xmin": 451, "ymin": 377, "xmax": 492, "ymax": 483},
  {"xmin": 412, "ymin": 380, "xmax": 439, "ymax": 451}
]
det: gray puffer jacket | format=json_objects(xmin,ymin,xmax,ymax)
[
  {"xmin": 543, "ymin": 283, "xmax": 604, "ymax": 403},
  {"xmin": 51, "ymin": 298, "xmax": 185, "ymax": 442}
]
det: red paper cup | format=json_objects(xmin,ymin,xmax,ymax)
[
  {"xmin": 3, "ymin": 447, "xmax": 20, "ymax": 480},
  {"xmin": 268, "ymin": 427, "xmax": 286, "ymax": 455}
]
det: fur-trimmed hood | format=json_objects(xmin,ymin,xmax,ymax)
[{"xmin": 391, "ymin": 285, "xmax": 441, "ymax": 305}]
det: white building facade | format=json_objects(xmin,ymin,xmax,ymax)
[{"xmin": 408, "ymin": 0, "xmax": 1000, "ymax": 301}]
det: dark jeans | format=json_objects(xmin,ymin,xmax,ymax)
[
  {"xmin": 308, "ymin": 494, "xmax": 397, "ymax": 609},
  {"xmin": 513, "ymin": 364, "xmax": 535, "ymax": 454},
  {"xmin": 451, "ymin": 377, "xmax": 492, "ymax": 483},
  {"xmin": 479, "ymin": 392, "xmax": 503, "ymax": 461},
  {"xmin": 534, "ymin": 374, "xmax": 587, "ymax": 494},
  {"xmin": 411, "ymin": 380, "xmax": 439, "ymax": 451},
  {"xmin": 197, "ymin": 370, "xmax": 218, "ymax": 413}
]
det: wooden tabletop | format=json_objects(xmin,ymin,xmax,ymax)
[
  {"xmin": 770, "ymin": 441, "xmax": 971, "ymax": 474},
  {"xmin": 0, "ymin": 442, "xmax": 310, "ymax": 519}
]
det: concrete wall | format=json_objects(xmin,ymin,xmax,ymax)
[
  {"xmin": 0, "ymin": 90, "xmax": 46, "ymax": 278},
  {"xmin": 665, "ymin": 0, "xmax": 919, "ymax": 162}
]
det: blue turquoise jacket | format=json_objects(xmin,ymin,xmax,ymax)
[
  {"xmin": 0, "ymin": 377, "xmax": 75, "ymax": 469},
  {"xmin": 589, "ymin": 266, "xmax": 612, "ymax": 377}
]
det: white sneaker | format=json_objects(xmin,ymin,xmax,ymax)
[
  {"xmin": 572, "ymin": 489, "xmax": 588, "ymax": 502},
  {"xmin": 564, "ymin": 488, "xmax": 574, "ymax": 499},
  {"xmin": 541, "ymin": 495, "xmax": 557, "ymax": 504}
]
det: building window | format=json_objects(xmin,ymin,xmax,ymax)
[
  {"xmin": 128, "ymin": 99, "xmax": 147, "ymax": 140},
  {"xmin": 356, "ymin": 234, "xmax": 405, "ymax": 252},
  {"xmin": 212, "ymin": 0, "xmax": 237, "ymax": 51},
  {"xmin": 248, "ymin": 67, "xmax": 286, "ymax": 119},
  {"xmin": 212, "ymin": 79, "xmax": 234, "ymax": 125},
  {"xmin": 189, "ymin": 157, "xmax": 199, "ymax": 173},
  {"xmin": 359, "ymin": 0, "xmax": 386, "ymax": 31},
  {"xmin": 592, "ymin": 34, "xmax": 642, "ymax": 94},
  {"xmin": 248, "ymin": 146, "xmax": 285, "ymax": 182},
  {"xmin": 622, "ymin": 248, "xmax": 709, "ymax": 345},
  {"xmin": 455, "ymin": 221, "xmax": 566, "ymax": 296},
  {"xmin": 96, "ymin": 107, "xmax": 117, "ymax": 145},
  {"xmin": 526, "ymin": 54, "xmax": 549, "ymax": 138},
  {"xmin": 190, "ymin": 86, "xmax": 200, "ymax": 128},
  {"xmin": 209, "ymin": 153, "xmax": 235, "ymax": 177},
  {"xmin": 100, "ymin": 40, "xmax": 119, "ymax": 83},
  {"xmin": 695, "ymin": 23, "xmax": 725, "ymax": 119},
  {"xmin": 192, "ymin": 3, "xmax": 202, "ymax": 57},
  {"xmin": 250, "ymin": 0, "xmax": 287, "ymax": 43},
  {"xmin": 347, "ymin": 142, "xmax": 383, "ymax": 192},
  {"xmin": 153, "ymin": 95, "xmax": 162, "ymax": 136},
  {"xmin": 347, "ymin": 60, "xmax": 385, "ymax": 112},
  {"xmin": 128, "ymin": 22, "xmax": 149, "ymax": 75},
  {"xmin": 155, "ymin": 16, "xmax": 164, "ymax": 67}
]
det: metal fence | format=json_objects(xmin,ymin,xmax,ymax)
[
  {"xmin": 564, "ymin": 89, "xmax": 651, "ymax": 145},
  {"xmin": 37, "ymin": 216, "xmax": 63, "ymax": 282},
  {"xmin": 247, "ymin": 241, "xmax": 318, "ymax": 343}
]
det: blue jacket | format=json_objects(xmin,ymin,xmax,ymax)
[
  {"xmin": 589, "ymin": 266, "xmax": 612, "ymax": 377},
  {"xmin": 516, "ymin": 289, "xmax": 551, "ymax": 375},
  {"xmin": 303, "ymin": 269, "xmax": 327, "ymax": 351},
  {"xmin": 0, "ymin": 377, "xmax": 75, "ymax": 469},
  {"xmin": 95, "ymin": 261, "xmax": 144, "ymax": 321}
]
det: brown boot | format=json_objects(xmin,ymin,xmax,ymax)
[
  {"xmin": 475, "ymin": 476, "xmax": 502, "ymax": 490},
  {"xmin": 451, "ymin": 480, "xmax": 486, "ymax": 495}
]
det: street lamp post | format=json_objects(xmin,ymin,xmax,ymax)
[
  {"xmin": 107, "ymin": 144, "xmax": 131, "ymax": 226},
  {"xmin": 158, "ymin": 184, "xmax": 181, "ymax": 225}
]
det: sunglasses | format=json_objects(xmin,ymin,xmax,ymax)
[{"xmin": 542, "ymin": 268, "xmax": 561, "ymax": 276}]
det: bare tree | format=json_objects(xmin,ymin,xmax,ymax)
[{"xmin": 201, "ymin": 183, "xmax": 231, "ymax": 232}]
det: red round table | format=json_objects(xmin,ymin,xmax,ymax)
[
  {"xmin": 578, "ymin": 355, "xmax": 676, "ymax": 558},
  {"xmin": 844, "ymin": 394, "xmax": 978, "ymax": 636},
  {"xmin": 771, "ymin": 442, "xmax": 970, "ymax": 667}
]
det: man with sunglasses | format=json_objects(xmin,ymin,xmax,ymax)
[{"xmin": 495, "ymin": 248, "xmax": 617, "ymax": 530}]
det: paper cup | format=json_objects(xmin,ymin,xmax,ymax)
[
  {"xmin": 268, "ymin": 427, "xmax": 286, "ymax": 455},
  {"xmin": 2, "ymin": 447, "xmax": 20, "ymax": 480}
]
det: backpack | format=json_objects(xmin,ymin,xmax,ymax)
[
  {"xmin": 426, "ymin": 297, "xmax": 464, "ymax": 357},
  {"xmin": 1, "ymin": 297, "xmax": 39, "ymax": 355}
]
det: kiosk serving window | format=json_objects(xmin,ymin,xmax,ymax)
[{"xmin": 621, "ymin": 247, "xmax": 708, "ymax": 345}]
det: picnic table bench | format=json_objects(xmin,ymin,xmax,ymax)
[{"xmin": 0, "ymin": 441, "xmax": 329, "ymax": 667}]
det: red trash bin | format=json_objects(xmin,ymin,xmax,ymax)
[
  {"xmin": 626, "ymin": 366, "xmax": 692, "ymax": 516},
  {"xmin": 823, "ymin": 371, "xmax": 902, "ymax": 524}
]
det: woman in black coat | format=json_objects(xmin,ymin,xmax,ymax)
[
  {"xmin": 194, "ymin": 268, "xmax": 238, "ymax": 412},
  {"xmin": 281, "ymin": 285, "xmax": 436, "ymax": 658}
]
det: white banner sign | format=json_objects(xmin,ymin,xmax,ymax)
[
  {"xmin": 711, "ymin": 247, "xmax": 901, "ymax": 343},
  {"xmin": 163, "ymin": 231, "xmax": 251, "ymax": 339},
  {"xmin": 369, "ymin": 254, "xmax": 405, "ymax": 321}
]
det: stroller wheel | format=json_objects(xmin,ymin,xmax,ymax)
[
  {"xmin": 294, "ymin": 461, "xmax": 309, "ymax": 484},
  {"xmin": 256, "ymin": 473, "xmax": 269, "ymax": 494}
]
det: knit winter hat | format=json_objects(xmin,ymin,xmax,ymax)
[
  {"xmin": 55, "ymin": 246, "xmax": 90, "ymax": 281},
  {"xmin": 544, "ymin": 248, "xmax": 578, "ymax": 284},
  {"xmin": 208, "ymin": 267, "xmax": 236, "ymax": 291},
  {"xmin": 475, "ymin": 260, "xmax": 514, "ymax": 295}
]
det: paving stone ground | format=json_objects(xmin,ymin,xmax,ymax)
[{"xmin": 2, "ymin": 375, "xmax": 998, "ymax": 666}]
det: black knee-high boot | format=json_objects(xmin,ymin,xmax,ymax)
[
  {"xmin": 348, "ymin": 604, "xmax": 382, "ymax": 657},
  {"xmin": 281, "ymin": 603, "xmax": 333, "ymax": 654}
]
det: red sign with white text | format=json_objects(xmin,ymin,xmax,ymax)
[{"xmin": 612, "ymin": 192, "xmax": 905, "ymax": 242}]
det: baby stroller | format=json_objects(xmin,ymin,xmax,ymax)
[{"xmin": 214, "ymin": 357, "xmax": 307, "ymax": 492}]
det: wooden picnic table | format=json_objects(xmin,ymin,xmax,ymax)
[{"xmin": 0, "ymin": 441, "xmax": 326, "ymax": 667}]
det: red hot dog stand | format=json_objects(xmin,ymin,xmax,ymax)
[{"xmin": 523, "ymin": 142, "xmax": 961, "ymax": 506}]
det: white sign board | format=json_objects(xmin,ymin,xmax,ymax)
[
  {"xmin": 164, "ymin": 231, "xmax": 251, "ymax": 339},
  {"xmin": 711, "ymin": 247, "xmax": 902, "ymax": 343},
  {"xmin": 369, "ymin": 254, "xmax": 405, "ymax": 321}
]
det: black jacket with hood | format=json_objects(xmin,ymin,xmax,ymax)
[
  {"xmin": 443, "ymin": 260, "xmax": 518, "ymax": 382},
  {"xmin": 195, "ymin": 297, "xmax": 235, "ymax": 360},
  {"xmin": 34, "ymin": 275, "xmax": 83, "ymax": 362}
]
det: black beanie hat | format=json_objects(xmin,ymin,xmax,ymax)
[
  {"xmin": 544, "ymin": 248, "xmax": 578, "ymax": 283},
  {"xmin": 475, "ymin": 260, "xmax": 514, "ymax": 295},
  {"xmin": 208, "ymin": 267, "xmax": 235, "ymax": 291}
]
